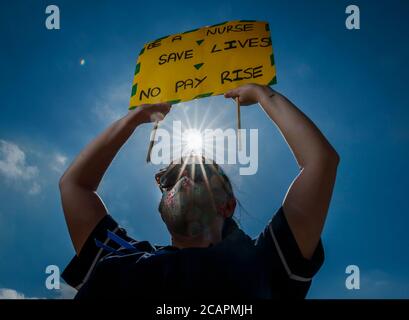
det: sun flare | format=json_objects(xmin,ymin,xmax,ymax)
[{"xmin": 183, "ymin": 129, "xmax": 203, "ymax": 154}]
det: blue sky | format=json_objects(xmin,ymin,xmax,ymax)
[{"xmin": 0, "ymin": 0, "xmax": 408, "ymax": 299}]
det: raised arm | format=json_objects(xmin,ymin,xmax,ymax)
[
  {"xmin": 59, "ymin": 103, "xmax": 171, "ymax": 254},
  {"xmin": 225, "ymin": 84, "xmax": 339, "ymax": 259}
]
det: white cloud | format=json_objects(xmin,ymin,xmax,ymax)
[
  {"xmin": 0, "ymin": 288, "xmax": 40, "ymax": 299},
  {"xmin": 0, "ymin": 139, "xmax": 70, "ymax": 197},
  {"xmin": 50, "ymin": 153, "xmax": 68, "ymax": 173},
  {"xmin": 0, "ymin": 284, "xmax": 77, "ymax": 300},
  {"xmin": 0, "ymin": 139, "xmax": 40, "ymax": 195},
  {"xmin": 0, "ymin": 140, "xmax": 38, "ymax": 180},
  {"xmin": 0, "ymin": 288, "xmax": 25, "ymax": 299}
]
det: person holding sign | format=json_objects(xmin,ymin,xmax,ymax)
[{"xmin": 59, "ymin": 83, "xmax": 339, "ymax": 299}]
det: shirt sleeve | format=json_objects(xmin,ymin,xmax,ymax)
[
  {"xmin": 254, "ymin": 206, "xmax": 325, "ymax": 297},
  {"xmin": 61, "ymin": 215, "xmax": 136, "ymax": 290}
]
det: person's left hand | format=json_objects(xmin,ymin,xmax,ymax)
[{"xmin": 224, "ymin": 83, "xmax": 271, "ymax": 106}]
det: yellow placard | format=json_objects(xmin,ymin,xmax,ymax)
[{"xmin": 129, "ymin": 20, "xmax": 276, "ymax": 108}]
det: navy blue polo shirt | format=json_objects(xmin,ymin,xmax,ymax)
[{"xmin": 62, "ymin": 206, "xmax": 324, "ymax": 299}]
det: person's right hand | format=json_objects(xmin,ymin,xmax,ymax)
[{"xmin": 129, "ymin": 102, "xmax": 172, "ymax": 124}]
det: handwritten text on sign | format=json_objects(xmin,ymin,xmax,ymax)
[{"xmin": 129, "ymin": 20, "xmax": 277, "ymax": 108}]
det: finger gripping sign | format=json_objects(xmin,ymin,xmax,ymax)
[{"xmin": 129, "ymin": 20, "xmax": 277, "ymax": 109}]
